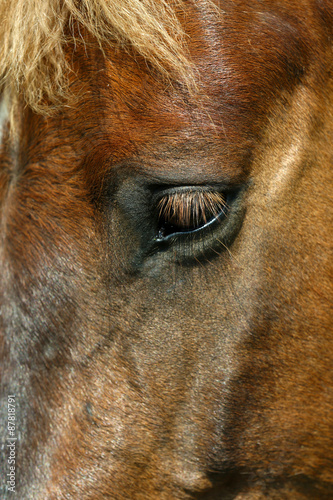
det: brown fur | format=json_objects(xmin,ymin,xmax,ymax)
[{"xmin": 1, "ymin": 1, "xmax": 332, "ymax": 499}]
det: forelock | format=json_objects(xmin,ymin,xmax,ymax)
[{"xmin": 0, "ymin": 0, "xmax": 202, "ymax": 119}]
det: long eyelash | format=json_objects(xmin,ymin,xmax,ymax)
[{"xmin": 157, "ymin": 190, "xmax": 227, "ymax": 228}]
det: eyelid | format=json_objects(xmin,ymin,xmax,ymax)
[
  {"xmin": 155, "ymin": 188, "xmax": 228, "ymax": 241},
  {"xmin": 158, "ymin": 190, "xmax": 226, "ymax": 226},
  {"xmin": 155, "ymin": 207, "xmax": 228, "ymax": 242}
]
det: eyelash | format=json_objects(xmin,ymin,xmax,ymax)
[{"xmin": 156, "ymin": 189, "xmax": 228, "ymax": 239}]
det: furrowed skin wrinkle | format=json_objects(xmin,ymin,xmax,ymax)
[{"xmin": 0, "ymin": 1, "xmax": 332, "ymax": 499}]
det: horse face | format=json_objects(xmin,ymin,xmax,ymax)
[{"xmin": 1, "ymin": 1, "xmax": 332, "ymax": 498}]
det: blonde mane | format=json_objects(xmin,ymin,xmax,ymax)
[{"xmin": 0, "ymin": 0, "xmax": 199, "ymax": 119}]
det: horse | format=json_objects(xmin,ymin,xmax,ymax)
[{"xmin": 1, "ymin": 0, "xmax": 332, "ymax": 498}]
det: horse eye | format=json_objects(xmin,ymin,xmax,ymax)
[{"xmin": 156, "ymin": 189, "xmax": 227, "ymax": 240}]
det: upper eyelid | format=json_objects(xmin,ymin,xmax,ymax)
[{"xmin": 157, "ymin": 190, "xmax": 227, "ymax": 228}]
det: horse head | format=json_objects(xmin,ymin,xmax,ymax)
[{"xmin": 1, "ymin": 1, "xmax": 332, "ymax": 498}]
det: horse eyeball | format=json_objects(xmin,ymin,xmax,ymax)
[{"xmin": 157, "ymin": 190, "xmax": 227, "ymax": 233}]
